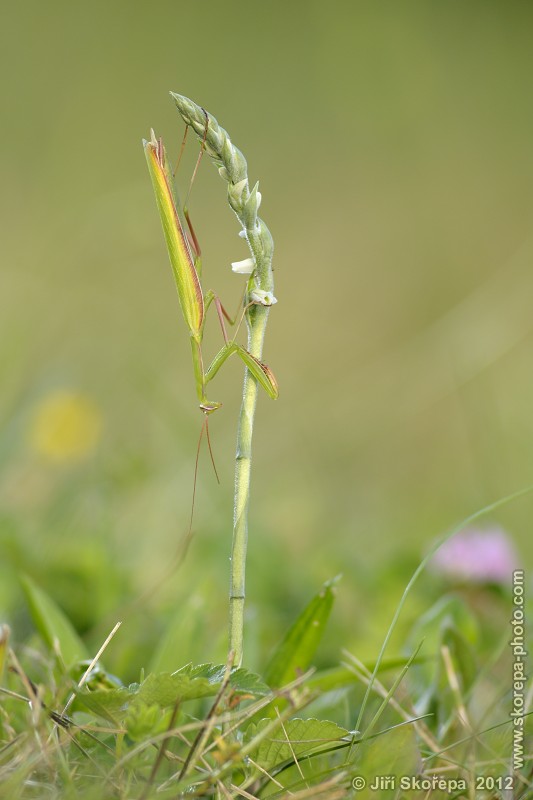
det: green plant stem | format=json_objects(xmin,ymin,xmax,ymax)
[
  {"xmin": 230, "ymin": 305, "xmax": 270, "ymax": 665},
  {"xmin": 171, "ymin": 94, "xmax": 275, "ymax": 666}
]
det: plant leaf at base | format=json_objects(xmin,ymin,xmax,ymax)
[
  {"xmin": 21, "ymin": 574, "xmax": 89, "ymax": 668},
  {"xmin": 246, "ymin": 717, "xmax": 350, "ymax": 772},
  {"xmin": 264, "ymin": 577, "xmax": 340, "ymax": 689}
]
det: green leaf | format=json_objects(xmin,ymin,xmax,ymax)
[
  {"xmin": 227, "ymin": 667, "xmax": 271, "ymax": 697},
  {"xmin": 136, "ymin": 670, "xmax": 216, "ymax": 706},
  {"xmin": 73, "ymin": 664, "xmax": 270, "ymax": 725},
  {"xmin": 69, "ymin": 660, "xmax": 123, "ymax": 691},
  {"xmin": 246, "ymin": 717, "xmax": 350, "ymax": 772},
  {"xmin": 264, "ymin": 577, "xmax": 340, "ymax": 688},
  {"xmin": 180, "ymin": 663, "xmax": 271, "ymax": 698},
  {"xmin": 135, "ymin": 665, "xmax": 271, "ymax": 708},
  {"xmin": 73, "ymin": 685, "xmax": 133, "ymax": 724},
  {"xmin": 74, "ymin": 672, "xmax": 209, "ymax": 725},
  {"xmin": 125, "ymin": 700, "xmax": 169, "ymax": 742},
  {"xmin": 20, "ymin": 574, "xmax": 89, "ymax": 667},
  {"xmin": 348, "ymin": 724, "xmax": 420, "ymax": 799}
]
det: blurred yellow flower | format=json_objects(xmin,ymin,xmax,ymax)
[{"xmin": 29, "ymin": 390, "xmax": 102, "ymax": 463}]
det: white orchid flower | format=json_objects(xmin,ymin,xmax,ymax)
[
  {"xmin": 231, "ymin": 258, "xmax": 255, "ymax": 274},
  {"xmin": 250, "ymin": 289, "xmax": 277, "ymax": 306}
]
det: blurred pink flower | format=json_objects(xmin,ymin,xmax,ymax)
[{"xmin": 431, "ymin": 526, "xmax": 518, "ymax": 584}]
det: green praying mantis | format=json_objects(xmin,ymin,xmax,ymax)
[
  {"xmin": 144, "ymin": 97, "xmax": 276, "ymax": 663},
  {"xmin": 143, "ymin": 127, "xmax": 278, "ymax": 423}
]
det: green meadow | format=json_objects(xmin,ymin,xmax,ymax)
[{"xmin": 1, "ymin": 3, "xmax": 532, "ymax": 797}]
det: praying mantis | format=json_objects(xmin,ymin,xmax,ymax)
[
  {"xmin": 143, "ymin": 127, "xmax": 278, "ymax": 420},
  {"xmin": 145, "ymin": 95, "xmax": 277, "ymax": 664}
]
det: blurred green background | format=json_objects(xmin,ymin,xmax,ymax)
[{"xmin": 1, "ymin": 1, "xmax": 533, "ymax": 678}]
